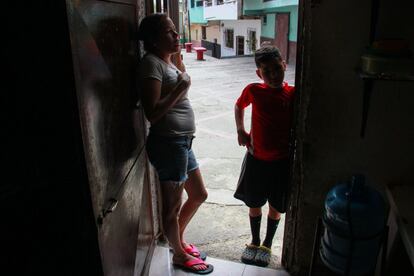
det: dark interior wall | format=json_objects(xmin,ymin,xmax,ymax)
[
  {"xmin": 285, "ymin": 0, "xmax": 414, "ymax": 273},
  {"xmin": 3, "ymin": 1, "xmax": 154, "ymax": 275},
  {"xmin": 3, "ymin": 2, "xmax": 102, "ymax": 275}
]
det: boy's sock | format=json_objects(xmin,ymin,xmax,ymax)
[
  {"xmin": 249, "ymin": 215, "xmax": 262, "ymax": 246},
  {"xmin": 262, "ymin": 217, "xmax": 280, "ymax": 248}
]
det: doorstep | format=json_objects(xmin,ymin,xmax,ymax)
[{"xmin": 148, "ymin": 245, "xmax": 290, "ymax": 276}]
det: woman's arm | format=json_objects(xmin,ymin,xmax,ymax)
[
  {"xmin": 172, "ymin": 52, "xmax": 185, "ymax": 72},
  {"xmin": 141, "ymin": 72, "xmax": 190, "ymax": 124}
]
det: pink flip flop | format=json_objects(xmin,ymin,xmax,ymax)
[
  {"xmin": 184, "ymin": 244, "xmax": 207, "ymax": 260},
  {"xmin": 174, "ymin": 258, "xmax": 214, "ymax": 275}
]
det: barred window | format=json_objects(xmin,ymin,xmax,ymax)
[{"xmin": 224, "ymin": 29, "xmax": 234, "ymax": 48}]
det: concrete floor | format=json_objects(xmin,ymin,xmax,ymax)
[{"xmin": 181, "ymin": 50, "xmax": 296, "ymax": 269}]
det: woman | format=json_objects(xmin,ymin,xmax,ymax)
[{"xmin": 137, "ymin": 13, "xmax": 213, "ymax": 274}]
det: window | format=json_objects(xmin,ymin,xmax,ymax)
[
  {"xmin": 224, "ymin": 28, "xmax": 234, "ymax": 48},
  {"xmin": 217, "ymin": 0, "xmax": 224, "ymax": 4},
  {"xmin": 263, "ymin": 15, "xmax": 267, "ymax": 26},
  {"xmin": 191, "ymin": 0, "xmax": 195, "ymax": 8},
  {"xmin": 202, "ymin": 26, "xmax": 207, "ymax": 40},
  {"xmin": 205, "ymin": 0, "xmax": 212, "ymax": 7},
  {"xmin": 196, "ymin": 0, "xmax": 203, "ymax": 7}
]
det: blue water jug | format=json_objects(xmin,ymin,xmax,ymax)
[{"xmin": 320, "ymin": 174, "xmax": 387, "ymax": 275}]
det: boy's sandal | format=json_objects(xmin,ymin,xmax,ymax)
[
  {"xmin": 184, "ymin": 243, "xmax": 207, "ymax": 260},
  {"xmin": 254, "ymin": 245, "xmax": 272, "ymax": 267},
  {"xmin": 174, "ymin": 258, "xmax": 214, "ymax": 275},
  {"xmin": 241, "ymin": 244, "xmax": 259, "ymax": 265}
]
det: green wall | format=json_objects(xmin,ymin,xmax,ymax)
[
  {"xmin": 244, "ymin": 2, "xmax": 298, "ymax": 42},
  {"xmin": 263, "ymin": 6, "xmax": 297, "ymax": 41},
  {"xmin": 244, "ymin": 0, "xmax": 298, "ymax": 10},
  {"xmin": 189, "ymin": 5, "xmax": 207, "ymax": 24}
]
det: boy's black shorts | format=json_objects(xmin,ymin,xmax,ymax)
[{"xmin": 234, "ymin": 152, "xmax": 290, "ymax": 213}]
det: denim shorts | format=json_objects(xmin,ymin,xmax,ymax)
[{"xmin": 146, "ymin": 133, "xmax": 199, "ymax": 183}]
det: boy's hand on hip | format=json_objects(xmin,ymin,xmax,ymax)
[{"xmin": 237, "ymin": 129, "xmax": 250, "ymax": 147}]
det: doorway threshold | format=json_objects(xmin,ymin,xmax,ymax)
[{"xmin": 148, "ymin": 245, "xmax": 290, "ymax": 276}]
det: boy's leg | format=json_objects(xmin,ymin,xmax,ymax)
[
  {"xmin": 262, "ymin": 204, "xmax": 281, "ymax": 248},
  {"xmin": 178, "ymin": 168, "xmax": 208, "ymax": 246},
  {"xmin": 253, "ymin": 204, "xmax": 281, "ymax": 267},
  {"xmin": 241, "ymin": 207, "xmax": 262, "ymax": 264},
  {"xmin": 249, "ymin": 207, "xmax": 262, "ymax": 246}
]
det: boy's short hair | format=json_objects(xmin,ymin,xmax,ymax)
[{"xmin": 254, "ymin": 45, "xmax": 282, "ymax": 68}]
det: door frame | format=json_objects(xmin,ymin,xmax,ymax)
[{"xmin": 281, "ymin": 0, "xmax": 308, "ymax": 272}]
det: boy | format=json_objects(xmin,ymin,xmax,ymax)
[{"xmin": 233, "ymin": 45, "xmax": 294, "ymax": 267}]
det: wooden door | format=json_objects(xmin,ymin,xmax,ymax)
[
  {"xmin": 4, "ymin": 0, "xmax": 158, "ymax": 275},
  {"xmin": 275, "ymin": 13, "xmax": 290, "ymax": 62},
  {"xmin": 237, "ymin": 36, "xmax": 245, "ymax": 56},
  {"xmin": 65, "ymin": 0, "xmax": 155, "ymax": 275}
]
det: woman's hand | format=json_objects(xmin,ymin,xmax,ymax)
[
  {"xmin": 175, "ymin": 72, "xmax": 191, "ymax": 93},
  {"xmin": 141, "ymin": 72, "xmax": 192, "ymax": 124},
  {"xmin": 172, "ymin": 52, "xmax": 186, "ymax": 72}
]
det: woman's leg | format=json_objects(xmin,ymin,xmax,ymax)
[
  {"xmin": 178, "ymin": 168, "xmax": 208, "ymax": 245},
  {"xmin": 160, "ymin": 181, "xmax": 187, "ymax": 258},
  {"xmin": 160, "ymin": 181, "xmax": 207, "ymax": 270}
]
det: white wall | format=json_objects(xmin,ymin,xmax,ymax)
[
  {"xmin": 220, "ymin": 19, "xmax": 261, "ymax": 57},
  {"xmin": 204, "ymin": 1, "xmax": 238, "ymax": 20},
  {"xmin": 190, "ymin": 24, "xmax": 202, "ymax": 45},
  {"xmin": 206, "ymin": 24, "xmax": 221, "ymax": 44}
]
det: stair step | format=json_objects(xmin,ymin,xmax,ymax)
[
  {"xmin": 148, "ymin": 245, "xmax": 290, "ymax": 276},
  {"xmin": 148, "ymin": 245, "xmax": 173, "ymax": 276}
]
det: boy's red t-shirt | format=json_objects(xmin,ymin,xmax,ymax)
[{"xmin": 236, "ymin": 82, "xmax": 295, "ymax": 161}]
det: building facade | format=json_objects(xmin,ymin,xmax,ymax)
[
  {"xmin": 243, "ymin": 0, "xmax": 299, "ymax": 64},
  {"xmin": 188, "ymin": 0, "xmax": 208, "ymax": 47},
  {"xmin": 188, "ymin": 0, "xmax": 261, "ymax": 58}
]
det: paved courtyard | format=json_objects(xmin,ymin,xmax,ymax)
[{"xmin": 181, "ymin": 49, "xmax": 296, "ymax": 269}]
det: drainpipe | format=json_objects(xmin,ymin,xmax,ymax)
[{"xmin": 187, "ymin": 9, "xmax": 192, "ymax": 42}]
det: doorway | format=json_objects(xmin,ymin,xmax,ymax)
[
  {"xmin": 153, "ymin": 0, "xmax": 302, "ymax": 272},
  {"xmin": 246, "ymin": 29, "xmax": 257, "ymax": 55},
  {"xmin": 236, "ymin": 36, "xmax": 245, "ymax": 56},
  {"xmin": 182, "ymin": 50, "xmax": 297, "ymax": 269}
]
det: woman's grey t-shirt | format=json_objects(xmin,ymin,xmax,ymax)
[{"xmin": 139, "ymin": 53, "xmax": 195, "ymax": 136}]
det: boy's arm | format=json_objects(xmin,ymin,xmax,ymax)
[{"xmin": 234, "ymin": 104, "xmax": 250, "ymax": 147}]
